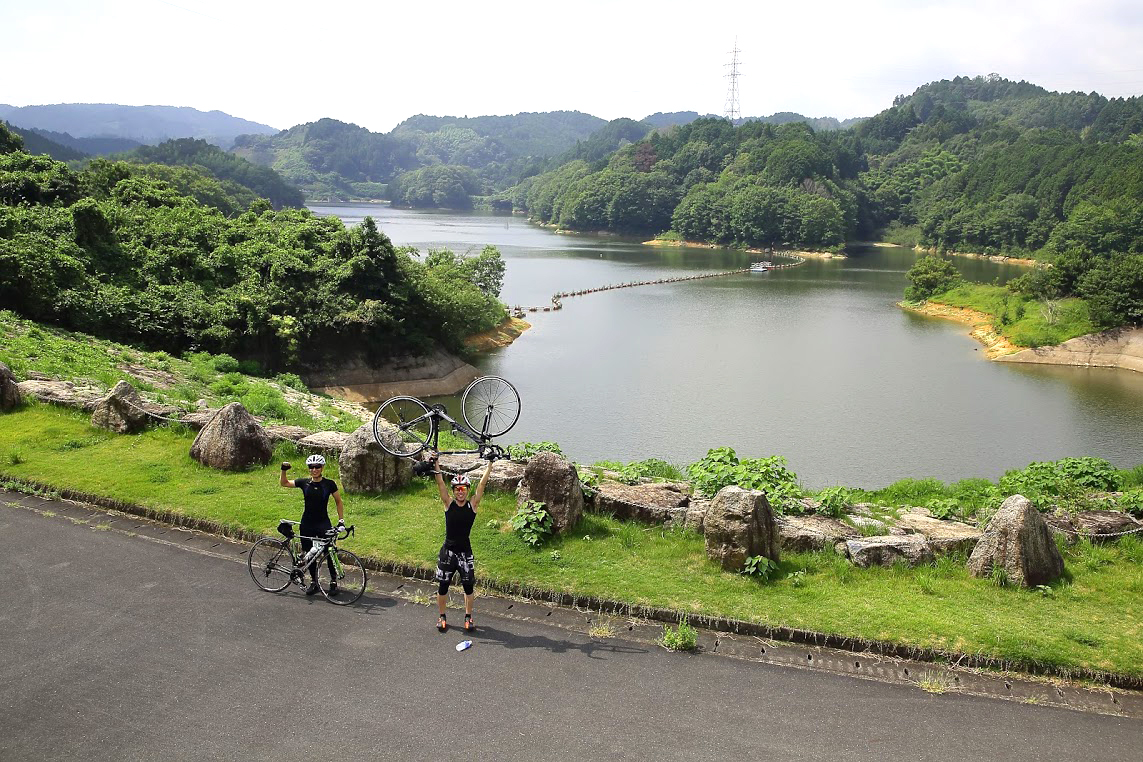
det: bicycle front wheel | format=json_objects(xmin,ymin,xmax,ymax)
[
  {"xmin": 248, "ymin": 538, "xmax": 293, "ymax": 592},
  {"xmin": 318, "ymin": 548, "xmax": 367, "ymax": 605},
  {"xmin": 373, "ymin": 396, "xmax": 434, "ymax": 457},
  {"xmin": 461, "ymin": 376, "xmax": 521, "ymax": 438}
]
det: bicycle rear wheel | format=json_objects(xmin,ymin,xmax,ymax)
[
  {"xmin": 248, "ymin": 538, "xmax": 293, "ymax": 592},
  {"xmin": 373, "ymin": 396, "xmax": 434, "ymax": 457},
  {"xmin": 461, "ymin": 376, "xmax": 521, "ymax": 438},
  {"xmin": 318, "ymin": 548, "xmax": 367, "ymax": 605}
]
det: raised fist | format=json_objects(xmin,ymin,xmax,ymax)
[{"xmin": 281, "ymin": 462, "xmax": 291, "ymax": 471}]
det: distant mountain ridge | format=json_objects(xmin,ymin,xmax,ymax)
[
  {"xmin": 642, "ymin": 110, "xmax": 865, "ymax": 131},
  {"xmin": 2, "ymin": 122, "xmax": 88, "ymax": 161},
  {"xmin": 0, "ymin": 103, "xmax": 277, "ymax": 149}
]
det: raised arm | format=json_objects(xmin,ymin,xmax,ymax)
[
  {"xmin": 431, "ymin": 453, "xmax": 450, "ymax": 508},
  {"xmin": 471, "ymin": 460, "xmax": 494, "ymax": 511},
  {"xmin": 333, "ymin": 490, "xmax": 345, "ymax": 523},
  {"xmin": 279, "ymin": 462, "xmax": 295, "ymax": 488}
]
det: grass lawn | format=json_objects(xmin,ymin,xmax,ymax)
[
  {"xmin": 2, "ymin": 403, "xmax": 1141, "ymax": 679},
  {"xmin": 930, "ymin": 283, "xmax": 1096, "ymax": 347}
]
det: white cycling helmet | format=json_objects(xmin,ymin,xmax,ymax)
[
  {"xmin": 306, "ymin": 454, "xmax": 326, "ymax": 468},
  {"xmin": 450, "ymin": 473, "xmax": 470, "ymax": 487}
]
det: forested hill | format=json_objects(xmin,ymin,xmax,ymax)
[
  {"xmin": 3, "ymin": 122, "xmax": 88, "ymax": 161},
  {"xmin": 642, "ymin": 111, "xmax": 865, "ymax": 131},
  {"xmin": 232, "ymin": 111, "xmax": 611, "ymax": 199},
  {"xmin": 0, "ymin": 121, "xmax": 507, "ymax": 371},
  {"xmin": 121, "ymin": 139, "xmax": 304, "ymax": 210},
  {"xmin": 0, "ymin": 104, "xmax": 277, "ymax": 149}
]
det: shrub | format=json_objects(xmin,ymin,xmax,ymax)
[
  {"xmin": 1118, "ymin": 489, "xmax": 1143, "ymax": 519},
  {"xmin": 686, "ymin": 447, "xmax": 802, "ymax": 510},
  {"xmin": 659, "ymin": 616, "xmax": 698, "ymax": 651},
  {"xmin": 274, "ymin": 372, "xmax": 308, "ymax": 392},
  {"xmin": 815, "ymin": 487, "xmax": 852, "ymax": 518},
  {"xmin": 510, "ymin": 500, "xmax": 553, "ymax": 547},
  {"xmin": 742, "ymin": 555, "xmax": 778, "ymax": 580},
  {"xmin": 926, "ymin": 497, "xmax": 960, "ymax": 520},
  {"xmin": 241, "ymin": 384, "xmax": 291, "ymax": 419},
  {"xmin": 999, "ymin": 457, "xmax": 1118, "ymax": 506},
  {"xmin": 507, "ymin": 441, "xmax": 563, "ymax": 459}
]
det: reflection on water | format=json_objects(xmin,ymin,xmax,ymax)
[{"xmin": 310, "ymin": 203, "xmax": 1143, "ymax": 488}]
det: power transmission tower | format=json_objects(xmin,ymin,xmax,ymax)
[{"xmin": 724, "ymin": 39, "xmax": 741, "ymax": 123}]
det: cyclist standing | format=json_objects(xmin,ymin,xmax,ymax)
[
  {"xmin": 430, "ymin": 452, "xmax": 493, "ymax": 632},
  {"xmin": 280, "ymin": 454, "xmax": 345, "ymax": 595}
]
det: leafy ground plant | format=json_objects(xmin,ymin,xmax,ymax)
[
  {"xmin": 510, "ymin": 500, "xmax": 552, "ymax": 547},
  {"xmin": 742, "ymin": 555, "xmax": 778, "ymax": 580},
  {"xmin": 659, "ymin": 616, "xmax": 698, "ymax": 652}
]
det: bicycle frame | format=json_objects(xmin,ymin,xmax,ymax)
[
  {"xmin": 417, "ymin": 406, "xmax": 506, "ymax": 460},
  {"xmin": 276, "ymin": 520, "xmax": 352, "ymax": 584}
]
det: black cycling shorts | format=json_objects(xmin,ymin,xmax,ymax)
[{"xmin": 436, "ymin": 545, "xmax": 475, "ymax": 594}]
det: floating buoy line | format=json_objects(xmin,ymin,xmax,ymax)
[{"xmin": 510, "ymin": 253, "xmax": 806, "ymax": 316}]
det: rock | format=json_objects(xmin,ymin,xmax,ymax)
[
  {"xmin": 1043, "ymin": 513, "xmax": 1080, "ymax": 545},
  {"xmin": 16, "ymin": 379, "xmax": 103, "ymax": 410},
  {"xmin": 683, "ymin": 499, "xmax": 710, "ymax": 533},
  {"xmin": 704, "ymin": 486, "xmax": 780, "ymax": 571},
  {"xmin": 968, "ymin": 494, "xmax": 1065, "ymax": 587},
  {"xmin": 337, "ymin": 423, "xmax": 413, "ymax": 493},
  {"xmin": 843, "ymin": 535, "xmax": 935, "ymax": 568},
  {"xmin": 0, "ymin": 362, "xmax": 22, "ymax": 411},
  {"xmin": 297, "ymin": 431, "xmax": 353, "ymax": 452},
  {"xmin": 90, "ymin": 380, "xmax": 151, "ymax": 433},
  {"xmin": 489, "ymin": 460, "xmax": 526, "ymax": 492},
  {"xmin": 264, "ymin": 425, "xmax": 313, "ymax": 443},
  {"xmin": 189, "ymin": 402, "xmax": 273, "ymax": 471},
  {"xmin": 178, "ymin": 410, "xmax": 217, "ymax": 430},
  {"xmin": 195, "ymin": 399, "xmax": 209, "ymax": 409},
  {"xmin": 845, "ymin": 515, "xmax": 907, "ymax": 535},
  {"xmin": 895, "ymin": 511, "xmax": 982, "ymax": 555},
  {"xmin": 117, "ymin": 363, "xmax": 178, "ymax": 389},
  {"xmin": 591, "ymin": 481, "xmax": 689, "ymax": 524},
  {"xmin": 778, "ymin": 514, "xmax": 860, "ymax": 552},
  {"xmin": 1072, "ymin": 510, "xmax": 1142, "ymax": 542},
  {"xmin": 515, "ymin": 452, "xmax": 584, "ymax": 534}
]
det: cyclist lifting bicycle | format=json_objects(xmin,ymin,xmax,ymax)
[
  {"xmin": 280, "ymin": 453, "xmax": 345, "ymax": 595},
  {"xmin": 429, "ymin": 452, "xmax": 492, "ymax": 632}
]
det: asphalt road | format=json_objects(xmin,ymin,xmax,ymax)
[{"xmin": 1, "ymin": 498, "xmax": 1139, "ymax": 761}]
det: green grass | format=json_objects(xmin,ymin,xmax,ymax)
[
  {"xmin": 2, "ymin": 405, "xmax": 1142, "ymax": 678},
  {"xmin": 930, "ymin": 283, "xmax": 1096, "ymax": 347},
  {"xmin": 0, "ymin": 310, "xmax": 365, "ymax": 433}
]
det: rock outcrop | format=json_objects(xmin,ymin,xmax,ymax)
[
  {"xmin": 337, "ymin": 423, "xmax": 413, "ymax": 493},
  {"xmin": 515, "ymin": 452, "xmax": 584, "ymax": 534},
  {"xmin": 704, "ymin": 487, "xmax": 780, "ymax": 571},
  {"xmin": 298, "ymin": 431, "xmax": 353, "ymax": 452},
  {"xmin": 0, "ymin": 362, "xmax": 22, "ymax": 411},
  {"xmin": 591, "ymin": 481, "xmax": 689, "ymax": 524},
  {"xmin": 1045, "ymin": 509, "xmax": 1142, "ymax": 543},
  {"xmin": 778, "ymin": 514, "xmax": 860, "ymax": 552},
  {"xmin": 968, "ymin": 495, "xmax": 1065, "ymax": 586},
  {"xmin": 189, "ymin": 402, "xmax": 273, "ymax": 471},
  {"xmin": 895, "ymin": 509, "xmax": 982, "ymax": 555},
  {"xmin": 997, "ymin": 326, "xmax": 1143, "ymax": 373},
  {"xmin": 90, "ymin": 380, "xmax": 150, "ymax": 434},
  {"xmin": 16, "ymin": 378, "xmax": 103, "ymax": 410},
  {"xmin": 842, "ymin": 535, "xmax": 935, "ymax": 568}
]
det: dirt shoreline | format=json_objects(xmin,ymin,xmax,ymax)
[
  {"xmin": 912, "ymin": 246, "xmax": 1039, "ymax": 267},
  {"xmin": 642, "ymin": 238, "xmax": 845, "ymax": 259},
  {"xmin": 464, "ymin": 317, "xmax": 531, "ymax": 352},
  {"xmin": 898, "ymin": 301, "xmax": 1022, "ymax": 359}
]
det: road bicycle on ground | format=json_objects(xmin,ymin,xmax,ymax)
[
  {"xmin": 247, "ymin": 521, "xmax": 367, "ymax": 605},
  {"xmin": 371, "ymin": 376, "xmax": 521, "ymax": 466}
]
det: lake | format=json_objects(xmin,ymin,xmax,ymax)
[{"xmin": 309, "ymin": 202, "xmax": 1143, "ymax": 489}]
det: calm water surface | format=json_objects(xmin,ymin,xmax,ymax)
[{"xmin": 310, "ymin": 203, "xmax": 1143, "ymax": 488}]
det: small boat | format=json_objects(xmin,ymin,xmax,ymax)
[{"xmin": 750, "ymin": 261, "xmax": 773, "ymax": 273}]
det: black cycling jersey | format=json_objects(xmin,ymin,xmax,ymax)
[
  {"xmin": 294, "ymin": 477, "xmax": 338, "ymax": 529},
  {"xmin": 444, "ymin": 500, "xmax": 476, "ymax": 552}
]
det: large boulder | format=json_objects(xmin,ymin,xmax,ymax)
[
  {"xmin": 704, "ymin": 487, "xmax": 780, "ymax": 571},
  {"xmin": 1072, "ymin": 509, "xmax": 1143, "ymax": 542},
  {"xmin": 298, "ymin": 431, "xmax": 353, "ymax": 452},
  {"xmin": 0, "ymin": 362, "xmax": 22, "ymax": 411},
  {"xmin": 842, "ymin": 535, "xmax": 935, "ymax": 568},
  {"xmin": 189, "ymin": 402, "xmax": 273, "ymax": 471},
  {"xmin": 337, "ymin": 423, "xmax": 413, "ymax": 493},
  {"xmin": 683, "ymin": 498, "xmax": 710, "ymax": 533},
  {"xmin": 591, "ymin": 481, "xmax": 689, "ymax": 524},
  {"xmin": 515, "ymin": 452, "xmax": 584, "ymax": 534},
  {"xmin": 895, "ymin": 509, "xmax": 982, "ymax": 555},
  {"xmin": 779, "ymin": 514, "xmax": 860, "ymax": 552},
  {"xmin": 90, "ymin": 380, "xmax": 150, "ymax": 434},
  {"xmin": 16, "ymin": 378, "xmax": 103, "ymax": 410},
  {"xmin": 968, "ymin": 495, "xmax": 1065, "ymax": 586},
  {"xmin": 438, "ymin": 454, "xmax": 524, "ymax": 493}
]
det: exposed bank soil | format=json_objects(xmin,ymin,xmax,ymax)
[
  {"xmin": 913, "ymin": 246, "xmax": 1039, "ymax": 268},
  {"xmin": 464, "ymin": 317, "xmax": 532, "ymax": 351},
  {"xmin": 899, "ymin": 301, "xmax": 1022, "ymax": 359},
  {"xmin": 642, "ymin": 238, "xmax": 845, "ymax": 258}
]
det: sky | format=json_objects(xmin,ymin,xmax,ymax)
[{"xmin": 4, "ymin": 0, "xmax": 1143, "ymax": 132}]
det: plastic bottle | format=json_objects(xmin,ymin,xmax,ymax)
[{"xmin": 456, "ymin": 640, "xmax": 472, "ymax": 652}]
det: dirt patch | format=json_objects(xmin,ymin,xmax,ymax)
[
  {"xmin": 464, "ymin": 317, "xmax": 532, "ymax": 352},
  {"xmin": 900, "ymin": 302, "xmax": 1022, "ymax": 359}
]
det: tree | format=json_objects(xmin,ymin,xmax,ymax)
[{"xmin": 904, "ymin": 256, "xmax": 962, "ymax": 302}]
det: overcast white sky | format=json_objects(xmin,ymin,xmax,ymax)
[{"xmin": 4, "ymin": 0, "xmax": 1143, "ymax": 132}]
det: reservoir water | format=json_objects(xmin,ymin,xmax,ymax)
[{"xmin": 310, "ymin": 203, "xmax": 1143, "ymax": 488}]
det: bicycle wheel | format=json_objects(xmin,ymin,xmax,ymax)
[
  {"xmin": 248, "ymin": 538, "xmax": 294, "ymax": 592},
  {"xmin": 318, "ymin": 548, "xmax": 367, "ymax": 605},
  {"xmin": 373, "ymin": 396, "xmax": 435, "ymax": 457},
  {"xmin": 461, "ymin": 376, "xmax": 521, "ymax": 438}
]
